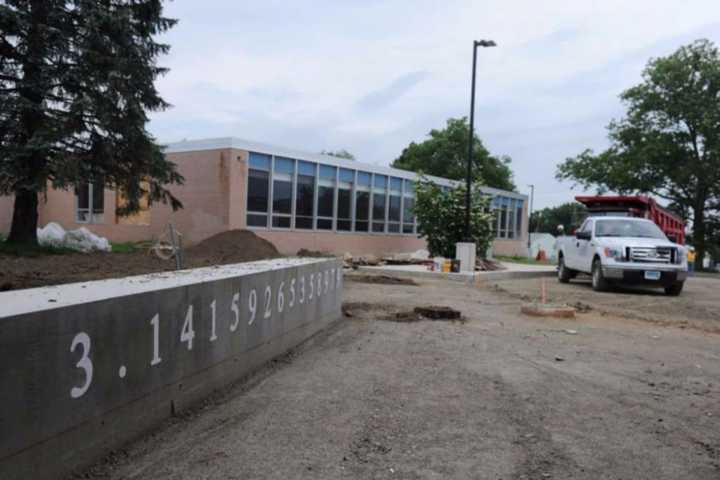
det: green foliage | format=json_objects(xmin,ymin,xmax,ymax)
[
  {"xmin": 0, "ymin": 1, "xmax": 183, "ymax": 244},
  {"xmin": 556, "ymin": 39, "xmax": 720, "ymax": 264},
  {"xmin": 414, "ymin": 177, "xmax": 494, "ymax": 258},
  {"xmin": 392, "ymin": 117, "xmax": 516, "ymax": 191},
  {"xmin": 110, "ymin": 241, "xmax": 138, "ymax": 253},
  {"xmin": 530, "ymin": 202, "xmax": 587, "ymax": 235},
  {"xmin": 495, "ymin": 255, "xmax": 551, "ymax": 265},
  {"xmin": 321, "ymin": 149, "xmax": 355, "ymax": 160}
]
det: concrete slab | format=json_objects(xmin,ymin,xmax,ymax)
[
  {"xmin": 357, "ymin": 262, "xmax": 556, "ymax": 283},
  {"xmin": 0, "ymin": 258, "xmax": 342, "ymax": 480}
]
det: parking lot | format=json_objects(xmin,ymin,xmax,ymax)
[
  {"xmin": 491, "ymin": 273, "xmax": 720, "ymax": 334},
  {"xmin": 76, "ymin": 273, "xmax": 720, "ymax": 480}
]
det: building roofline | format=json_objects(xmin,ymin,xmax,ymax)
[{"xmin": 164, "ymin": 136, "xmax": 526, "ymax": 200}]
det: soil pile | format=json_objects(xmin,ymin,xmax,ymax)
[
  {"xmin": 0, "ymin": 230, "xmax": 282, "ymax": 291},
  {"xmin": 185, "ymin": 230, "xmax": 280, "ymax": 266}
]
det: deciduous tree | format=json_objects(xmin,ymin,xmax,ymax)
[
  {"xmin": 392, "ymin": 117, "xmax": 515, "ymax": 191},
  {"xmin": 557, "ymin": 39, "xmax": 720, "ymax": 265}
]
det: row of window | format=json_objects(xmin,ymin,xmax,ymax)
[
  {"xmin": 75, "ymin": 181, "xmax": 151, "ymax": 226},
  {"xmin": 246, "ymin": 152, "xmax": 417, "ymax": 234},
  {"xmin": 492, "ymin": 196, "xmax": 524, "ymax": 239}
]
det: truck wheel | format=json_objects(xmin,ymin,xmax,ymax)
[
  {"xmin": 591, "ymin": 258, "xmax": 609, "ymax": 292},
  {"xmin": 664, "ymin": 282, "xmax": 684, "ymax": 296},
  {"xmin": 558, "ymin": 256, "xmax": 573, "ymax": 283}
]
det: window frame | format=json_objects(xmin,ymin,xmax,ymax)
[{"xmin": 75, "ymin": 180, "xmax": 105, "ymax": 224}]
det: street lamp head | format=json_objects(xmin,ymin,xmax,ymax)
[{"xmin": 475, "ymin": 40, "xmax": 497, "ymax": 48}]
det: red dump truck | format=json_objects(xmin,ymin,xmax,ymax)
[{"xmin": 575, "ymin": 195, "xmax": 685, "ymax": 245}]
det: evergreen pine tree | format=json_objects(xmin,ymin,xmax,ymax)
[{"xmin": 0, "ymin": 0, "xmax": 183, "ymax": 244}]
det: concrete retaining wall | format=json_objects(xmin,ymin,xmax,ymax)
[{"xmin": 0, "ymin": 258, "xmax": 342, "ymax": 480}]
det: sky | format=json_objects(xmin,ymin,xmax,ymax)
[{"xmin": 149, "ymin": 0, "xmax": 720, "ymax": 210}]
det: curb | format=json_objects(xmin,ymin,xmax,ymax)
[{"xmin": 355, "ymin": 266, "xmax": 556, "ymax": 283}]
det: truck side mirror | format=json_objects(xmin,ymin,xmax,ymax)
[{"xmin": 576, "ymin": 231, "xmax": 591, "ymax": 241}]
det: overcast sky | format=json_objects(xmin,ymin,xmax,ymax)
[{"xmin": 149, "ymin": 0, "xmax": 720, "ymax": 209}]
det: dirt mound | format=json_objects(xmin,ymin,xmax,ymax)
[
  {"xmin": 185, "ymin": 230, "xmax": 280, "ymax": 266},
  {"xmin": 345, "ymin": 274, "xmax": 418, "ymax": 286}
]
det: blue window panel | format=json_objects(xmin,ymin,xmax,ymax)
[
  {"xmin": 320, "ymin": 165, "xmax": 336, "ymax": 180},
  {"xmin": 298, "ymin": 161, "xmax": 316, "ymax": 176},
  {"xmin": 390, "ymin": 177, "xmax": 402, "ymax": 192},
  {"xmin": 340, "ymin": 168, "xmax": 355, "ymax": 183},
  {"xmin": 249, "ymin": 152, "xmax": 271, "ymax": 170},
  {"xmin": 374, "ymin": 175, "xmax": 387, "ymax": 189},
  {"xmin": 357, "ymin": 172, "xmax": 371, "ymax": 186},
  {"xmin": 274, "ymin": 157, "xmax": 294, "ymax": 174},
  {"xmin": 404, "ymin": 180, "xmax": 415, "ymax": 194}
]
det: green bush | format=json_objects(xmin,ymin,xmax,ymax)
[{"xmin": 414, "ymin": 176, "xmax": 494, "ymax": 258}]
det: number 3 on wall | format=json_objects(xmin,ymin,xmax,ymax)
[{"xmin": 70, "ymin": 332, "xmax": 93, "ymax": 399}]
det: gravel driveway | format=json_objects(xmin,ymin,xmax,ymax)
[{"xmin": 76, "ymin": 274, "xmax": 720, "ymax": 479}]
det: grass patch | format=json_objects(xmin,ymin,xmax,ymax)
[
  {"xmin": 111, "ymin": 241, "xmax": 139, "ymax": 253},
  {"xmin": 495, "ymin": 255, "xmax": 553, "ymax": 265}
]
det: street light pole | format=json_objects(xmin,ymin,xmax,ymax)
[{"xmin": 465, "ymin": 39, "xmax": 496, "ymax": 240}]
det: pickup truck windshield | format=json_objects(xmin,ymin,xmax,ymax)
[{"xmin": 595, "ymin": 219, "xmax": 667, "ymax": 239}]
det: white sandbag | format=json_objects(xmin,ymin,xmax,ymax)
[
  {"xmin": 36, "ymin": 222, "xmax": 111, "ymax": 252},
  {"xmin": 37, "ymin": 222, "xmax": 67, "ymax": 248},
  {"xmin": 64, "ymin": 227, "xmax": 111, "ymax": 252},
  {"xmin": 410, "ymin": 249, "xmax": 430, "ymax": 261}
]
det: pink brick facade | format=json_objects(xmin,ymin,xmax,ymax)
[{"xmin": 0, "ymin": 138, "xmax": 529, "ymax": 257}]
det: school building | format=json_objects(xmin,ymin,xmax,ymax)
[{"xmin": 0, "ymin": 137, "xmax": 529, "ymax": 256}]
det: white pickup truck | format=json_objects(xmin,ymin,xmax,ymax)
[{"xmin": 556, "ymin": 216, "xmax": 688, "ymax": 295}]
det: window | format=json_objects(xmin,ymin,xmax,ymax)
[
  {"xmin": 403, "ymin": 179, "xmax": 416, "ymax": 234},
  {"xmin": 372, "ymin": 193, "xmax": 386, "ymax": 232},
  {"xmin": 247, "ymin": 152, "xmax": 271, "ymax": 227},
  {"xmin": 116, "ymin": 181, "xmax": 151, "ymax": 226},
  {"xmin": 516, "ymin": 200, "xmax": 524, "ymax": 238},
  {"xmin": 355, "ymin": 172, "xmax": 371, "ymax": 232},
  {"xmin": 317, "ymin": 165, "xmax": 336, "ymax": 230},
  {"xmin": 295, "ymin": 161, "xmax": 315, "ymax": 229},
  {"xmin": 499, "ymin": 198, "xmax": 508, "ymax": 238},
  {"xmin": 272, "ymin": 157, "xmax": 294, "ymax": 228},
  {"xmin": 76, "ymin": 180, "xmax": 104, "ymax": 223},
  {"xmin": 388, "ymin": 177, "xmax": 402, "ymax": 233},
  {"xmin": 337, "ymin": 168, "xmax": 354, "ymax": 231},
  {"xmin": 507, "ymin": 199, "xmax": 516, "ymax": 239}
]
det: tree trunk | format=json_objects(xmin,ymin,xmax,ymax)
[
  {"xmin": 7, "ymin": 189, "xmax": 40, "ymax": 245},
  {"xmin": 692, "ymin": 203, "xmax": 706, "ymax": 269}
]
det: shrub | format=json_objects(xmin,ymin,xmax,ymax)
[{"xmin": 414, "ymin": 176, "xmax": 494, "ymax": 258}]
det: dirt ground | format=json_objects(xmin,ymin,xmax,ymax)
[
  {"xmin": 75, "ymin": 274, "xmax": 720, "ymax": 480},
  {"xmin": 491, "ymin": 274, "xmax": 720, "ymax": 334},
  {"xmin": 0, "ymin": 230, "xmax": 280, "ymax": 291}
]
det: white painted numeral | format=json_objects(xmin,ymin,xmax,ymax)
[
  {"xmin": 150, "ymin": 314, "xmax": 162, "ymax": 366},
  {"xmin": 289, "ymin": 278, "xmax": 296, "ymax": 308},
  {"xmin": 299, "ymin": 276, "xmax": 305, "ymax": 304},
  {"xmin": 249, "ymin": 289, "xmax": 257, "ymax": 325},
  {"xmin": 309, "ymin": 273, "xmax": 314, "ymax": 300},
  {"xmin": 264, "ymin": 285, "xmax": 272, "ymax": 319},
  {"xmin": 70, "ymin": 332, "xmax": 93, "ymax": 399},
  {"xmin": 230, "ymin": 292, "xmax": 240, "ymax": 332},
  {"xmin": 330, "ymin": 269, "xmax": 335, "ymax": 290},
  {"xmin": 324, "ymin": 270, "xmax": 329, "ymax": 294},
  {"xmin": 317, "ymin": 273, "xmax": 322, "ymax": 297},
  {"xmin": 336, "ymin": 267, "xmax": 342, "ymax": 288},
  {"xmin": 278, "ymin": 281, "xmax": 285, "ymax": 313},
  {"xmin": 180, "ymin": 305, "xmax": 195, "ymax": 350},
  {"xmin": 209, "ymin": 300, "xmax": 218, "ymax": 342}
]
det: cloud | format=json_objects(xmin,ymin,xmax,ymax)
[
  {"xmin": 150, "ymin": 0, "xmax": 720, "ymax": 209},
  {"xmin": 355, "ymin": 71, "xmax": 431, "ymax": 111}
]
